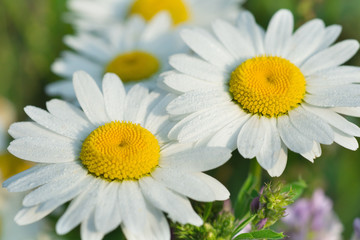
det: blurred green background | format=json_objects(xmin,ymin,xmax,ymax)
[{"xmin": 1, "ymin": 0, "xmax": 360, "ymax": 239}]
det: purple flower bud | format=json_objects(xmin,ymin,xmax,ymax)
[
  {"xmin": 250, "ymin": 196, "xmax": 260, "ymax": 213},
  {"xmin": 256, "ymin": 218, "xmax": 267, "ymax": 230}
]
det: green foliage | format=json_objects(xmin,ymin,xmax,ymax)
[
  {"xmin": 233, "ymin": 229, "xmax": 285, "ymax": 240},
  {"xmin": 234, "ymin": 173, "xmax": 259, "ymax": 220},
  {"xmin": 255, "ymin": 182, "xmax": 295, "ymax": 229},
  {"xmin": 232, "ymin": 214, "xmax": 257, "ymax": 236},
  {"xmin": 172, "ymin": 202, "xmax": 237, "ymax": 240},
  {"xmin": 281, "ymin": 179, "xmax": 307, "ymax": 201}
]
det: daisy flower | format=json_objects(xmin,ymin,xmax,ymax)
[
  {"xmin": 4, "ymin": 71, "xmax": 231, "ymax": 240},
  {"xmin": 160, "ymin": 9, "xmax": 360, "ymax": 177},
  {"xmin": 66, "ymin": 0, "xmax": 244, "ymax": 31},
  {"xmin": 47, "ymin": 12, "xmax": 185, "ymax": 99}
]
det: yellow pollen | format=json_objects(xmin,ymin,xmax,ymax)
[
  {"xmin": 129, "ymin": 0, "xmax": 189, "ymax": 25},
  {"xmin": 80, "ymin": 121, "xmax": 160, "ymax": 181},
  {"xmin": 229, "ymin": 56, "xmax": 306, "ymax": 117},
  {"xmin": 105, "ymin": 51, "xmax": 160, "ymax": 83}
]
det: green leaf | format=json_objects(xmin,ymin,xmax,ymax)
[
  {"xmin": 234, "ymin": 174, "xmax": 259, "ymax": 219},
  {"xmin": 233, "ymin": 229, "xmax": 285, "ymax": 239},
  {"xmin": 232, "ymin": 214, "xmax": 256, "ymax": 237},
  {"xmin": 281, "ymin": 179, "xmax": 307, "ymax": 201}
]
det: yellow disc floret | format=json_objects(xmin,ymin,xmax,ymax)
[
  {"xmin": 229, "ymin": 56, "xmax": 306, "ymax": 118},
  {"xmin": 129, "ymin": 0, "xmax": 189, "ymax": 25},
  {"xmin": 105, "ymin": 51, "xmax": 160, "ymax": 83},
  {"xmin": 80, "ymin": 121, "xmax": 160, "ymax": 181}
]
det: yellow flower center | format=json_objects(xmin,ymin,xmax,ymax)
[
  {"xmin": 105, "ymin": 51, "xmax": 160, "ymax": 83},
  {"xmin": 80, "ymin": 121, "xmax": 160, "ymax": 181},
  {"xmin": 129, "ymin": 0, "xmax": 189, "ymax": 25},
  {"xmin": 229, "ymin": 56, "xmax": 306, "ymax": 117}
]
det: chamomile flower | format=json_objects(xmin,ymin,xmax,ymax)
[
  {"xmin": 161, "ymin": 9, "xmax": 360, "ymax": 177},
  {"xmin": 47, "ymin": 12, "xmax": 185, "ymax": 99},
  {"xmin": 4, "ymin": 71, "xmax": 231, "ymax": 240},
  {"xmin": 66, "ymin": 0, "xmax": 244, "ymax": 31}
]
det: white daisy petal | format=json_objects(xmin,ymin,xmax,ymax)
[
  {"xmin": 81, "ymin": 211, "xmax": 104, "ymax": 240},
  {"xmin": 284, "ymin": 19, "xmax": 325, "ymax": 65},
  {"xmin": 162, "ymin": 71, "xmax": 221, "ymax": 94},
  {"xmin": 140, "ymin": 12, "xmax": 171, "ymax": 43},
  {"xmin": 303, "ymin": 104, "xmax": 360, "ymax": 137},
  {"xmin": 159, "ymin": 146, "xmax": 231, "ymax": 172},
  {"xmin": 236, "ymin": 11, "xmax": 264, "ymax": 55},
  {"xmin": 46, "ymin": 99, "xmax": 94, "ymax": 140},
  {"xmin": 64, "ymin": 33, "xmax": 112, "ymax": 63},
  {"xmin": 256, "ymin": 118, "xmax": 282, "ymax": 170},
  {"xmin": 73, "ymin": 71, "xmax": 109, "ymax": 125},
  {"xmin": 52, "ymin": 51, "xmax": 103, "ymax": 78},
  {"xmin": 38, "ymin": 176, "xmax": 92, "ymax": 213},
  {"xmin": 139, "ymin": 176, "xmax": 203, "ymax": 226},
  {"xmin": 265, "ymin": 9, "xmax": 293, "ymax": 56},
  {"xmin": 3, "ymin": 162, "xmax": 81, "ymax": 192},
  {"xmin": 142, "ymin": 202, "xmax": 170, "ymax": 240},
  {"xmin": 305, "ymin": 92, "xmax": 360, "ymax": 107},
  {"xmin": 8, "ymin": 137, "xmax": 80, "ymax": 163},
  {"xmin": 237, "ymin": 115, "xmax": 266, "ymax": 159},
  {"xmin": 332, "ymin": 107, "xmax": 360, "ymax": 117},
  {"xmin": 277, "ymin": 115, "xmax": 313, "ymax": 154},
  {"xmin": 152, "ymin": 168, "xmax": 217, "ymax": 201},
  {"xmin": 102, "ymin": 73, "xmax": 126, "ymax": 121},
  {"xmin": 267, "ymin": 146, "xmax": 288, "ymax": 177},
  {"xmin": 208, "ymin": 115, "xmax": 249, "ymax": 150},
  {"xmin": 124, "ymin": 84, "xmax": 150, "ymax": 123},
  {"xmin": 15, "ymin": 205, "xmax": 54, "ymax": 226},
  {"xmin": 118, "ymin": 181, "xmax": 147, "ymax": 235},
  {"xmin": 180, "ymin": 28, "xmax": 234, "ymax": 69},
  {"xmin": 94, "ymin": 181, "xmax": 122, "ymax": 233},
  {"xmin": 56, "ymin": 179, "xmax": 99, "ymax": 235},
  {"xmin": 333, "ymin": 128, "xmax": 359, "ymax": 150},
  {"xmin": 144, "ymin": 94, "xmax": 175, "ymax": 136},
  {"xmin": 22, "ymin": 167, "xmax": 87, "ymax": 207},
  {"xmin": 46, "ymin": 79, "xmax": 75, "ymax": 99},
  {"xmin": 306, "ymin": 84, "xmax": 360, "ymax": 97},
  {"xmin": 212, "ymin": 19, "xmax": 255, "ymax": 59},
  {"xmin": 8, "ymin": 121, "xmax": 70, "ymax": 140},
  {"xmin": 169, "ymin": 54, "xmax": 227, "ymax": 82},
  {"xmin": 15, "ymin": 176, "xmax": 91, "ymax": 225},
  {"xmin": 121, "ymin": 202, "xmax": 169, "ymax": 240},
  {"xmin": 46, "ymin": 99, "xmax": 93, "ymax": 128},
  {"xmin": 166, "ymin": 89, "xmax": 231, "ymax": 115},
  {"xmin": 288, "ymin": 107, "xmax": 334, "ymax": 145},
  {"xmin": 301, "ymin": 141, "xmax": 321, "ymax": 162},
  {"xmin": 316, "ymin": 25, "xmax": 342, "ymax": 52},
  {"xmin": 24, "ymin": 106, "xmax": 79, "ymax": 140},
  {"xmin": 193, "ymin": 172, "xmax": 230, "ymax": 200},
  {"xmin": 301, "ymin": 40, "xmax": 359, "ymax": 75},
  {"xmin": 176, "ymin": 104, "xmax": 241, "ymax": 143}
]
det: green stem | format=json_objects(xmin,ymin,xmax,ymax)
[
  {"xmin": 202, "ymin": 202, "xmax": 213, "ymax": 222},
  {"xmin": 249, "ymin": 160, "xmax": 262, "ymax": 191}
]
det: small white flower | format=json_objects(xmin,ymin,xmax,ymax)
[
  {"xmin": 161, "ymin": 9, "xmax": 360, "ymax": 177},
  {"xmin": 5, "ymin": 71, "xmax": 231, "ymax": 240},
  {"xmin": 47, "ymin": 13, "xmax": 186, "ymax": 99},
  {"xmin": 66, "ymin": 0, "xmax": 244, "ymax": 31}
]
